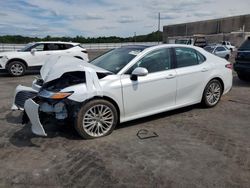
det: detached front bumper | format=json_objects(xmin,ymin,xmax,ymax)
[
  {"xmin": 24, "ymin": 99, "xmax": 47, "ymax": 136},
  {"xmin": 11, "ymin": 85, "xmax": 38, "ymax": 110}
]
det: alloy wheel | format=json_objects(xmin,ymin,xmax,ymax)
[
  {"xmin": 82, "ymin": 104, "xmax": 114, "ymax": 137},
  {"xmin": 206, "ymin": 82, "xmax": 221, "ymax": 106}
]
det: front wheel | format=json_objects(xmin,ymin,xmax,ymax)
[
  {"xmin": 75, "ymin": 99, "xmax": 118, "ymax": 139},
  {"xmin": 202, "ymin": 79, "xmax": 222, "ymax": 107},
  {"xmin": 7, "ymin": 61, "xmax": 26, "ymax": 76}
]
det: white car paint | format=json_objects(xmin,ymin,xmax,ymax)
[
  {"xmin": 12, "ymin": 44, "xmax": 233, "ymax": 137},
  {"xmin": 221, "ymin": 41, "xmax": 236, "ymax": 51},
  {"xmin": 0, "ymin": 41, "xmax": 89, "ymax": 75},
  {"xmin": 204, "ymin": 45, "xmax": 231, "ymax": 59}
]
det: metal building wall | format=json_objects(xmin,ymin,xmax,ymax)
[{"xmin": 163, "ymin": 14, "xmax": 250, "ymax": 43}]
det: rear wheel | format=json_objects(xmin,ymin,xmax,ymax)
[
  {"xmin": 7, "ymin": 61, "xmax": 26, "ymax": 76},
  {"xmin": 202, "ymin": 79, "xmax": 222, "ymax": 107},
  {"xmin": 225, "ymin": 54, "xmax": 230, "ymax": 60},
  {"xmin": 75, "ymin": 99, "xmax": 118, "ymax": 139}
]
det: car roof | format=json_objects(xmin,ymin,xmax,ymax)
[
  {"xmin": 35, "ymin": 41, "xmax": 80, "ymax": 45},
  {"xmin": 120, "ymin": 45, "xmax": 151, "ymax": 50}
]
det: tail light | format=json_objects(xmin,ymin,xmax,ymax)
[
  {"xmin": 81, "ymin": 50, "xmax": 88, "ymax": 54},
  {"xmin": 225, "ymin": 63, "xmax": 233, "ymax": 69}
]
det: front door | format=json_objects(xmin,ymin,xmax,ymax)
[{"xmin": 120, "ymin": 47, "xmax": 177, "ymax": 121}]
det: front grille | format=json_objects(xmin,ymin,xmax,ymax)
[{"xmin": 15, "ymin": 91, "xmax": 37, "ymax": 108}]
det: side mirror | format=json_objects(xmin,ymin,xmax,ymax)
[
  {"xmin": 130, "ymin": 67, "xmax": 148, "ymax": 81},
  {"xmin": 31, "ymin": 48, "xmax": 37, "ymax": 54}
]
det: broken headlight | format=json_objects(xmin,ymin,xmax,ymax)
[{"xmin": 38, "ymin": 90, "xmax": 73, "ymax": 100}]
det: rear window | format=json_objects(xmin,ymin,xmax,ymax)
[
  {"xmin": 204, "ymin": 46, "xmax": 215, "ymax": 53},
  {"xmin": 239, "ymin": 38, "xmax": 250, "ymax": 50},
  {"xmin": 64, "ymin": 44, "xmax": 73, "ymax": 49},
  {"xmin": 194, "ymin": 38, "xmax": 206, "ymax": 45}
]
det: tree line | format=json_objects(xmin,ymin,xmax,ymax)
[{"xmin": 0, "ymin": 31, "xmax": 162, "ymax": 44}]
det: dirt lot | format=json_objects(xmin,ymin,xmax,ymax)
[{"xmin": 0, "ymin": 50, "xmax": 250, "ymax": 187}]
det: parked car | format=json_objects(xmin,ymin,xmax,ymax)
[
  {"xmin": 234, "ymin": 37, "xmax": 250, "ymax": 81},
  {"xmin": 0, "ymin": 41, "xmax": 89, "ymax": 76},
  {"xmin": 221, "ymin": 41, "xmax": 236, "ymax": 51},
  {"xmin": 204, "ymin": 45, "xmax": 231, "ymax": 60},
  {"xmin": 175, "ymin": 35, "xmax": 207, "ymax": 48},
  {"xmin": 12, "ymin": 44, "xmax": 232, "ymax": 139}
]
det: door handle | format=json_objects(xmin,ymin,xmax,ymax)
[
  {"xmin": 46, "ymin": 53, "xmax": 51, "ymax": 55},
  {"xmin": 166, "ymin": 74, "xmax": 176, "ymax": 79},
  {"xmin": 201, "ymin": 68, "xmax": 208, "ymax": 72}
]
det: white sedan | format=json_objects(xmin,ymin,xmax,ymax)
[
  {"xmin": 0, "ymin": 41, "xmax": 89, "ymax": 76},
  {"xmin": 12, "ymin": 44, "xmax": 232, "ymax": 139}
]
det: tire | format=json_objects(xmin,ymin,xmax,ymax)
[
  {"xmin": 75, "ymin": 99, "xmax": 118, "ymax": 139},
  {"xmin": 7, "ymin": 61, "xmax": 26, "ymax": 76},
  {"xmin": 202, "ymin": 79, "xmax": 222, "ymax": 108},
  {"xmin": 225, "ymin": 54, "xmax": 230, "ymax": 60}
]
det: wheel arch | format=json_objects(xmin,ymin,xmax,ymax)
[
  {"xmin": 211, "ymin": 77, "xmax": 224, "ymax": 93},
  {"xmin": 90, "ymin": 96, "xmax": 121, "ymax": 123},
  {"xmin": 203, "ymin": 77, "xmax": 225, "ymax": 95},
  {"xmin": 6, "ymin": 58, "xmax": 28, "ymax": 69}
]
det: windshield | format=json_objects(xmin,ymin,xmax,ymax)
[
  {"xmin": 90, "ymin": 47, "xmax": 145, "ymax": 73},
  {"xmin": 19, "ymin": 43, "xmax": 34, "ymax": 52},
  {"xmin": 204, "ymin": 46, "xmax": 215, "ymax": 53}
]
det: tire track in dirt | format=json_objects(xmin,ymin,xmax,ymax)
[
  {"xmin": 51, "ymin": 149, "xmax": 119, "ymax": 187},
  {"xmin": 175, "ymin": 122, "xmax": 250, "ymax": 171}
]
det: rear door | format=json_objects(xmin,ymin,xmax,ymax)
[{"xmin": 174, "ymin": 47, "xmax": 211, "ymax": 106}]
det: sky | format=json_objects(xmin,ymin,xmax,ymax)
[{"xmin": 0, "ymin": 0, "xmax": 249, "ymax": 37}]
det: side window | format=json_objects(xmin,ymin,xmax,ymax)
[
  {"xmin": 56, "ymin": 44, "xmax": 72, "ymax": 50},
  {"xmin": 197, "ymin": 51, "xmax": 206, "ymax": 64},
  {"xmin": 175, "ymin": 47, "xmax": 199, "ymax": 68},
  {"xmin": 127, "ymin": 48, "xmax": 172, "ymax": 74},
  {"xmin": 33, "ymin": 44, "xmax": 44, "ymax": 51},
  {"xmin": 46, "ymin": 43, "xmax": 60, "ymax": 51},
  {"xmin": 215, "ymin": 47, "xmax": 226, "ymax": 52}
]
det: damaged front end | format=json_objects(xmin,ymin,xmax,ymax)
[
  {"xmin": 12, "ymin": 56, "xmax": 109, "ymax": 136},
  {"xmin": 23, "ymin": 90, "xmax": 77, "ymax": 136}
]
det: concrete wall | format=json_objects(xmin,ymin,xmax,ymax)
[{"xmin": 163, "ymin": 14, "xmax": 250, "ymax": 46}]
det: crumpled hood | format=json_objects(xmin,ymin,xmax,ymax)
[{"xmin": 41, "ymin": 56, "xmax": 110, "ymax": 83}]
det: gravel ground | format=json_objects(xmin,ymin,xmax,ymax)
[{"xmin": 0, "ymin": 50, "xmax": 250, "ymax": 187}]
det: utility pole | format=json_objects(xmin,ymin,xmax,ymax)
[
  {"xmin": 158, "ymin": 12, "xmax": 160, "ymax": 44},
  {"xmin": 134, "ymin": 32, "xmax": 136, "ymax": 43}
]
